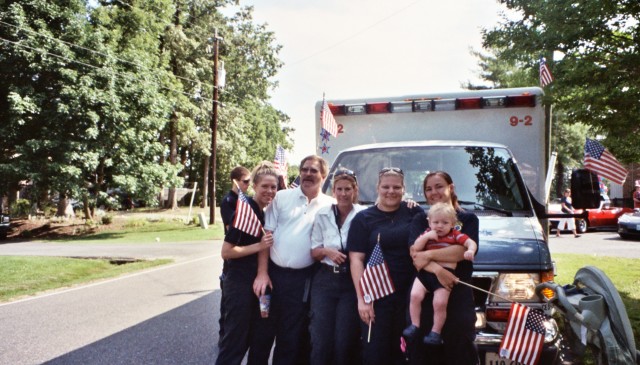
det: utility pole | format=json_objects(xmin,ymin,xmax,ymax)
[{"xmin": 209, "ymin": 30, "xmax": 223, "ymax": 225}]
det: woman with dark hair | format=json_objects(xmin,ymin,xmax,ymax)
[
  {"xmin": 348, "ymin": 167, "xmax": 423, "ymax": 365},
  {"xmin": 408, "ymin": 170, "xmax": 480, "ymax": 365},
  {"xmin": 309, "ymin": 168, "xmax": 363, "ymax": 365},
  {"xmin": 215, "ymin": 162, "xmax": 279, "ymax": 365}
]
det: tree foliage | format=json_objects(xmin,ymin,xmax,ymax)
[
  {"xmin": 482, "ymin": 0, "xmax": 640, "ymax": 163},
  {"xmin": 0, "ymin": 0, "xmax": 290, "ymax": 215}
]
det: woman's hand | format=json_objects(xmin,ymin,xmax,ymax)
[
  {"xmin": 411, "ymin": 250, "xmax": 432, "ymax": 271},
  {"xmin": 258, "ymin": 231, "xmax": 274, "ymax": 251},
  {"xmin": 435, "ymin": 266, "xmax": 459, "ymax": 290},
  {"xmin": 324, "ymin": 248, "xmax": 347, "ymax": 265},
  {"xmin": 253, "ymin": 272, "xmax": 272, "ymax": 297},
  {"xmin": 357, "ymin": 298, "xmax": 375, "ymax": 324},
  {"xmin": 405, "ymin": 199, "xmax": 419, "ymax": 209}
]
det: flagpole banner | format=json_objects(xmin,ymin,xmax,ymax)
[
  {"xmin": 359, "ymin": 237, "xmax": 394, "ymax": 304},
  {"xmin": 539, "ymin": 57, "xmax": 554, "ymax": 87},
  {"xmin": 320, "ymin": 98, "xmax": 339, "ymax": 138},
  {"xmin": 273, "ymin": 145, "xmax": 288, "ymax": 179},
  {"xmin": 584, "ymin": 138, "xmax": 628, "ymax": 185},
  {"xmin": 232, "ymin": 190, "xmax": 262, "ymax": 237},
  {"xmin": 499, "ymin": 303, "xmax": 545, "ymax": 365}
]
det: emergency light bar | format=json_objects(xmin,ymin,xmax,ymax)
[{"xmin": 328, "ymin": 94, "xmax": 536, "ymax": 116}]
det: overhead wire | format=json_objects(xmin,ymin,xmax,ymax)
[
  {"xmin": 0, "ymin": 36, "xmax": 215, "ymax": 103},
  {"xmin": 0, "ymin": 19, "xmax": 215, "ymax": 91}
]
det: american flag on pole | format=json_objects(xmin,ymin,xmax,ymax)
[
  {"xmin": 499, "ymin": 303, "xmax": 545, "ymax": 365},
  {"xmin": 289, "ymin": 175, "xmax": 300, "ymax": 189},
  {"xmin": 584, "ymin": 138, "xmax": 628, "ymax": 185},
  {"xmin": 539, "ymin": 57, "xmax": 554, "ymax": 87},
  {"xmin": 232, "ymin": 190, "xmax": 262, "ymax": 237},
  {"xmin": 273, "ymin": 145, "xmax": 288, "ymax": 178},
  {"xmin": 320, "ymin": 97, "xmax": 339, "ymax": 138},
  {"xmin": 359, "ymin": 234, "xmax": 394, "ymax": 304}
]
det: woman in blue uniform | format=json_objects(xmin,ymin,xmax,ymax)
[
  {"xmin": 215, "ymin": 162, "xmax": 279, "ymax": 365},
  {"xmin": 348, "ymin": 167, "xmax": 422, "ymax": 365},
  {"xmin": 408, "ymin": 171, "xmax": 480, "ymax": 365}
]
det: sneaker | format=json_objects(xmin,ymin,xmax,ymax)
[
  {"xmin": 402, "ymin": 324, "xmax": 420, "ymax": 341},
  {"xmin": 423, "ymin": 331, "xmax": 443, "ymax": 345}
]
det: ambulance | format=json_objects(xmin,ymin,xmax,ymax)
[{"xmin": 315, "ymin": 87, "xmax": 599, "ymax": 364}]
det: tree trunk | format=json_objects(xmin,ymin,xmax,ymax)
[
  {"xmin": 56, "ymin": 196, "xmax": 68, "ymax": 217},
  {"xmin": 166, "ymin": 111, "xmax": 178, "ymax": 210}
]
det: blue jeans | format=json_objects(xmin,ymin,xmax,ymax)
[{"xmin": 309, "ymin": 265, "xmax": 361, "ymax": 365}]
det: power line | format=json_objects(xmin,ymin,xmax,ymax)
[
  {"xmin": 0, "ymin": 19, "xmax": 215, "ymax": 90},
  {"xmin": 0, "ymin": 36, "xmax": 215, "ymax": 103},
  {"xmin": 288, "ymin": 0, "xmax": 422, "ymax": 67}
]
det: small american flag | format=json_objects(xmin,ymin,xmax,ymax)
[
  {"xmin": 499, "ymin": 303, "xmax": 545, "ymax": 365},
  {"xmin": 232, "ymin": 190, "xmax": 262, "ymax": 237},
  {"xmin": 359, "ymin": 234, "xmax": 394, "ymax": 304},
  {"xmin": 289, "ymin": 176, "xmax": 300, "ymax": 189},
  {"xmin": 273, "ymin": 145, "xmax": 288, "ymax": 178},
  {"xmin": 584, "ymin": 138, "xmax": 628, "ymax": 185},
  {"xmin": 320, "ymin": 98, "xmax": 338, "ymax": 137},
  {"xmin": 539, "ymin": 57, "xmax": 554, "ymax": 87}
]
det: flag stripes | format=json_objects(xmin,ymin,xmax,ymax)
[
  {"xmin": 359, "ymin": 240, "xmax": 395, "ymax": 303},
  {"xmin": 584, "ymin": 138, "xmax": 628, "ymax": 185},
  {"xmin": 321, "ymin": 99, "xmax": 338, "ymax": 137},
  {"xmin": 499, "ymin": 303, "xmax": 545, "ymax": 365},
  {"xmin": 232, "ymin": 190, "xmax": 262, "ymax": 237},
  {"xmin": 539, "ymin": 57, "xmax": 554, "ymax": 87}
]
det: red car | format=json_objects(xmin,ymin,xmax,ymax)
[{"xmin": 549, "ymin": 198, "xmax": 633, "ymax": 233}]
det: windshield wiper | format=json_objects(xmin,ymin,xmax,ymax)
[{"xmin": 458, "ymin": 200, "xmax": 513, "ymax": 217}]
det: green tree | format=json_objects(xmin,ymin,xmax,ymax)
[
  {"xmin": 466, "ymin": 47, "xmax": 591, "ymax": 197},
  {"xmin": 483, "ymin": 0, "xmax": 640, "ymax": 162}
]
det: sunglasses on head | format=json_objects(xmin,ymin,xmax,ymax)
[
  {"xmin": 334, "ymin": 169, "xmax": 357, "ymax": 182},
  {"xmin": 379, "ymin": 167, "xmax": 404, "ymax": 176}
]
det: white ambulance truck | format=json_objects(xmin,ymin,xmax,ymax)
[{"xmin": 315, "ymin": 87, "xmax": 588, "ymax": 364}]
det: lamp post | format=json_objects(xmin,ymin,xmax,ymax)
[{"xmin": 208, "ymin": 30, "xmax": 223, "ymax": 225}]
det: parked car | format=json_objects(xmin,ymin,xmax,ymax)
[
  {"xmin": 617, "ymin": 209, "xmax": 640, "ymax": 240},
  {"xmin": 549, "ymin": 195, "xmax": 633, "ymax": 234},
  {"xmin": 0, "ymin": 212, "xmax": 10, "ymax": 240}
]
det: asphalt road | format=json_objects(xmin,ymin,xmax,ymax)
[
  {"xmin": 0, "ymin": 240, "xmax": 224, "ymax": 365},
  {"xmin": 549, "ymin": 230, "xmax": 640, "ymax": 258},
  {"xmin": 0, "ymin": 231, "xmax": 638, "ymax": 364}
]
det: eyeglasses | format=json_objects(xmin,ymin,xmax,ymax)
[
  {"xmin": 379, "ymin": 167, "xmax": 404, "ymax": 176},
  {"xmin": 333, "ymin": 169, "xmax": 357, "ymax": 182},
  {"xmin": 300, "ymin": 167, "xmax": 320, "ymax": 174},
  {"xmin": 242, "ymin": 179, "xmax": 251, "ymax": 184}
]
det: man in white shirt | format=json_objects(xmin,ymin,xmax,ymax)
[{"xmin": 254, "ymin": 155, "xmax": 334, "ymax": 365}]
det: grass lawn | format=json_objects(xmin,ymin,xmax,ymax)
[
  {"xmin": 552, "ymin": 253, "xmax": 640, "ymax": 349},
  {"xmin": 0, "ymin": 256, "xmax": 172, "ymax": 302},
  {"xmin": 55, "ymin": 218, "xmax": 225, "ymax": 243}
]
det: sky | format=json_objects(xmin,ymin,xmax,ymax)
[{"xmin": 225, "ymin": 0, "xmax": 506, "ymax": 163}]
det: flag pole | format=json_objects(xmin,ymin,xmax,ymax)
[
  {"xmin": 455, "ymin": 278, "xmax": 513, "ymax": 303},
  {"xmin": 366, "ymin": 232, "xmax": 381, "ymax": 343}
]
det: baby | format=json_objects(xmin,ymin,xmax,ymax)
[{"xmin": 403, "ymin": 202, "xmax": 477, "ymax": 345}]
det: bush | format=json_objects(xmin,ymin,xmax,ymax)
[
  {"xmin": 10, "ymin": 199, "xmax": 31, "ymax": 217},
  {"xmin": 102, "ymin": 215, "xmax": 114, "ymax": 225}
]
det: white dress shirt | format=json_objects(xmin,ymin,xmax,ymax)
[
  {"xmin": 311, "ymin": 204, "xmax": 365, "ymax": 266},
  {"xmin": 264, "ymin": 187, "xmax": 335, "ymax": 269}
]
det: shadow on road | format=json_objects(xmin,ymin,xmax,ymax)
[{"xmin": 44, "ymin": 291, "xmax": 221, "ymax": 365}]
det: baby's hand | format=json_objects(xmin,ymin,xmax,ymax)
[{"xmin": 464, "ymin": 250, "xmax": 475, "ymax": 261}]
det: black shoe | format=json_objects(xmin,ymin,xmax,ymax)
[
  {"xmin": 402, "ymin": 324, "xmax": 420, "ymax": 341},
  {"xmin": 423, "ymin": 331, "xmax": 443, "ymax": 345}
]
